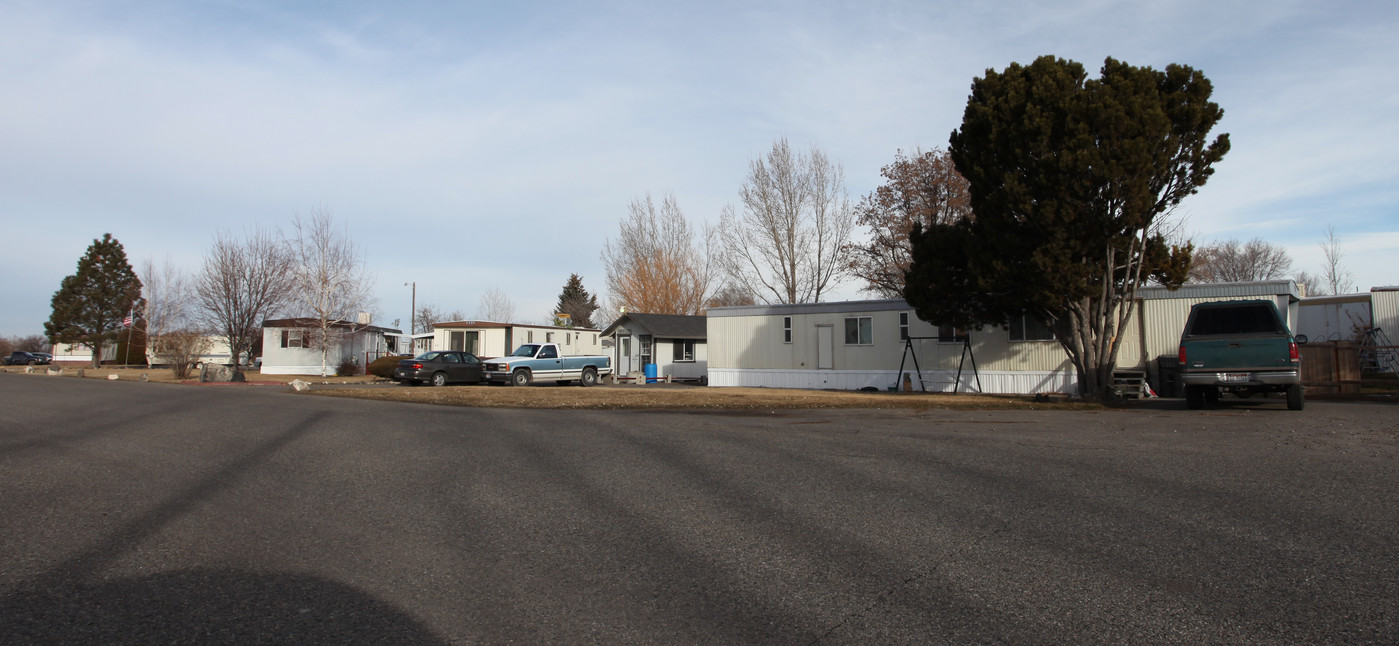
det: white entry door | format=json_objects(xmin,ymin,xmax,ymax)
[{"xmin": 816, "ymin": 325, "xmax": 834, "ymax": 370}]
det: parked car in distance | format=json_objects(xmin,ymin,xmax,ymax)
[
  {"xmin": 394, "ymin": 351, "xmax": 484, "ymax": 386},
  {"xmin": 5, "ymin": 351, "xmax": 51, "ymax": 366},
  {"xmin": 1178, "ymin": 299, "xmax": 1304, "ymax": 410}
]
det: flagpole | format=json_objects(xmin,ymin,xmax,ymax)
[{"xmin": 123, "ymin": 307, "xmax": 134, "ymax": 367}]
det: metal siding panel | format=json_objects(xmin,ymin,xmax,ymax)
[{"xmin": 1373, "ymin": 291, "xmax": 1399, "ymax": 337}]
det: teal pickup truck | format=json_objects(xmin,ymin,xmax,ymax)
[
  {"xmin": 482, "ymin": 343, "xmax": 612, "ymax": 387},
  {"xmin": 1177, "ymin": 300, "xmax": 1304, "ymax": 410}
]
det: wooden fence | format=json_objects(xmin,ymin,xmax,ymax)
[{"xmin": 1298, "ymin": 342, "xmax": 1399, "ymax": 394}]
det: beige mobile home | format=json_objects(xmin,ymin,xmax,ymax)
[
  {"xmin": 430, "ymin": 321, "xmax": 602, "ymax": 360},
  {"xmin": 707, "ymin": 281, "xmax": 1304, "ymax": 395}
]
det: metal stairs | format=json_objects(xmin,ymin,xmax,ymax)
[
  {"xmin": 1113, "ymin": 369, "xmax": 1149, "ymax": 399},
  {"xmin": 1360, "ymin": 328, "xmax": 1399, "ymax": 374}
]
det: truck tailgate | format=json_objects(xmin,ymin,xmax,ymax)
[{"xmin": 1183, "ymin": 337, "xmax": 1293, "ymax": 370}]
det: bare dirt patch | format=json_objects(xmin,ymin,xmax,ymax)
[
  {"xmin": 0, "ymin": 365, "xmax": 380, "ymax": 385},
  {"xmin": 302, "ymin": 383, "xmax": 1098, "ymax": 411},
  {"xmin": 3, "ymin": 365, "xmax": 1094, "ymax": 410}
]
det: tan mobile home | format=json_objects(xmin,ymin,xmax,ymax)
[{"xmin": 707, "ymin": 281, "xmax": 1303, "ymax": 395}]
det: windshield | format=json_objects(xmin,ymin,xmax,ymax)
[{"xmin": 511, "ymin": 344, "xmax": 540, "ymax": 357}]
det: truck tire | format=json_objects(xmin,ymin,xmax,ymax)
[
  {"xmin": 580, "ymin": 367, "xmax": 598, "ymax": 387},
  {"xmin": 1185, "ymin": 386, "xmax": 1205, "ymax": 410},
  {"xmin": 1287, "ymin": 384, "xmax": 1304, "ymax": 410},
  {"xmin": 431, "ymin": 372, "xmax": 448, "ymax": 387},
  {"xmin": 511, "ymin": 369, "xmax": 532, "ymax": 387}
]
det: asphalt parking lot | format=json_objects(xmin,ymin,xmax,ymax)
[{"xmin": 2, "ymin": 374, "xmax": 1396, "ymax": 644}]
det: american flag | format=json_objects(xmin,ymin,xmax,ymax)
[{"xmin": 122, "ymin": 314, "xmax": 133, "ymax": 327}]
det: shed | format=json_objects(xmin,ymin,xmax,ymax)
[
  {"xmin": 1372, "ymin": 287, "xmax": 1399, "ymax": 341},
  {"xmin": 1295, "ymin": 292, "xmax": 1372, "ymax": 343},
  {"xmin": 601, "ymin": 313, "xmax": 708, "ymax": 381}
]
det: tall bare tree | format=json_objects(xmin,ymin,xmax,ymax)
[
  {"xmin": 138, "ymin": 256, "xmax": 195, "ymax": 360},
  {"xmin": 717, "ymin": 138, "xmax": 855, "ymax": 304},
  {"xmin": 1319, "ymin": 224, "xmax": 1355, "ymax": 295},
  {"xmin": 476, "ymin": 288, "xmax": 516, "ymax": 323},
  {"xmin": 414, "ymin": 304, "xmax": 466, "ymax": 332},
  {"xmin": 286, "ymin": 209, "xmax": 377, "ymax": 376},
  {"xmin": 1292, "ymin": 270, "xmax": 1322, "ymax": 297},
  {"xmin": 601, "ymin": 192, "xmax": 713, "ymax": 315},
  {"xmin": 705, "ymin": 283, "xmax": 757, "ymax": 309},
  {"xmin": 1188, "ymin": 238, "xmax": 1293, "ymax": 283},
  {"xmin": 846, "ymin": 148, "xmax": 972, "ymax": 298},
  {"xmin": 194, "ymin": 226, "xmax": 295, "ymax": 368}
]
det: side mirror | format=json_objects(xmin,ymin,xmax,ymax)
[{"xmin": 1295, "ymin": 334, "xmax": 1308, "ymax": 345}]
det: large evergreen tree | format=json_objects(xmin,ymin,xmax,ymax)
[
  {"xmin": 45, "ymin": 233, "xmax": 144, "ymax": 367},
  {"xmin": 554, "ymin": 274, "xmax": 598, "ymax": 328},
  {"xmin": 906, "ymin": 56, "xmax": 1225, "ymax": 400}
]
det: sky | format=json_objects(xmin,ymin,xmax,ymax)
[{"xmin": 2, "ymin": 0, "xmax": 1397, "ymax": 337}]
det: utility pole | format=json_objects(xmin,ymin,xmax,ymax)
[{"xmin": 404, "ymin": 281, "xmax": 416, "ymax": 352}]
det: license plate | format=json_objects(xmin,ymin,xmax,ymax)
[{"xmin": 1218, "ymin": 372, "xmax": 1249, "ymax": 383}]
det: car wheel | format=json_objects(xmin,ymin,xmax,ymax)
[
  {"xmin": 1185, "ymin": 386, "xmax": 1204, "ymax": 410},
  {"xmin": 511, "ymin": 369, "xmax": 532, "ymax": 387},
  {"xmin": 431, "ymin": 372, "xmax": 448, "ymax": 387},
  {"xmin": 580, "ymin": 367, "xmax": 598, "ymax": 387},
  {"xmin": 1287, "ymin": 384, "xmax": 1304, "ymax": 411}
]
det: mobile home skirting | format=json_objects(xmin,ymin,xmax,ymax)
[
  {"xmin": 708, "ymin": 367, "xmax": 1076, "ymax": 394},
  {"xmin": 261, "ymin": 364, "xmax": 338, "ymax": 376}
]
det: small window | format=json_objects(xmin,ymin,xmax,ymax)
[
  {"xmin": 527, "ymin": 330, "xmax": 534, "ymax": 343},
  {"xmin": 592, "ymin": 334, "xmax": 597, "ymax": 344},
  {"xmin": 938, "ymin": 324, "xmax": 965, "ymax": 343},
  {"xmin": 783, "ymin": 316, "xmax": 792, "ymax": 344},
  {"xmin": 899, "ymin": 312, "xmax": 909, "ymax": 341},
  {"xmin": 844, "ymin": 317, "xmax": 873, "ymax": 345},
  {"xmin": 566, "ymin": 332, "xmax": 571, "ymax": 344},
  {"xmin": 1009, "ymin": 314, "xmax": 1055, "ymax": 341},
  {"xmin": 672, "ymin": 340, "xmax": 695, "ymax": 362},
  {"xmin": 546, "ymin": 332, "xmax": 554, "ymax": 343}
]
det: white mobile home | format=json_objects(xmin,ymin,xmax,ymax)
[
  {"xmin": 261, "ymin": 318, "xmax": 401, "ymax": 376},
  {"xmin": 707, "ymin": 281, "xmax": 1303, "ymax": 395},
  {"xmin": 601, "ymin": 313, "xmax": 708, "ymax": 381},
  {"xmin": 50, "ymin": 342, "xmax": 118, "ymax": 365},
  {"xmin": 429, "ymin": 321, "xmax": 602, "ymax": 359}
]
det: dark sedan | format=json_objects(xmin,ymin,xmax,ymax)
[{"xmin": 394, "ymin": 351, "xmax": 484, "ymax": 386}]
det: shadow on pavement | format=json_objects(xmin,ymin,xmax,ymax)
[{"xmin": 1, "ymin": 568, "xmax": 447, "ymax": 645}]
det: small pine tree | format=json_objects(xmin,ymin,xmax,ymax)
[
  {"xmin": 45, "ymin": 233, "xmax": 144, "ymax": 367},
  {"xmin": 555, "ymin": 274, "xmax": 598, "ymax": 328}
]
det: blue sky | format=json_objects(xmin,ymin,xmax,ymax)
[{"xmin": 2, "ymin": 0, "xmax": 1396, "ymax": 336}]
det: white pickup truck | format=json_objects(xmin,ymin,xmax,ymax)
[{"xmin": 482, "ymin": 343, "xmax": 613, "ymax": 386}]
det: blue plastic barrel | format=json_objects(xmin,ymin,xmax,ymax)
[{"xmin": 644, "ymin": 363, "xmax": 658, "ymax": 383}]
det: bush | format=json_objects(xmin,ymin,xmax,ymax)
[
  {"xmin": 337, "ymin": 358, "xmax": 360, "ymax": 377},
  {"xmin": 152, "ymin": 331, "xmax": 211, "ymax": 380},
  {"xmin": 367, "ymin": 355, "xmax": 410, "ymax": 379}
]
